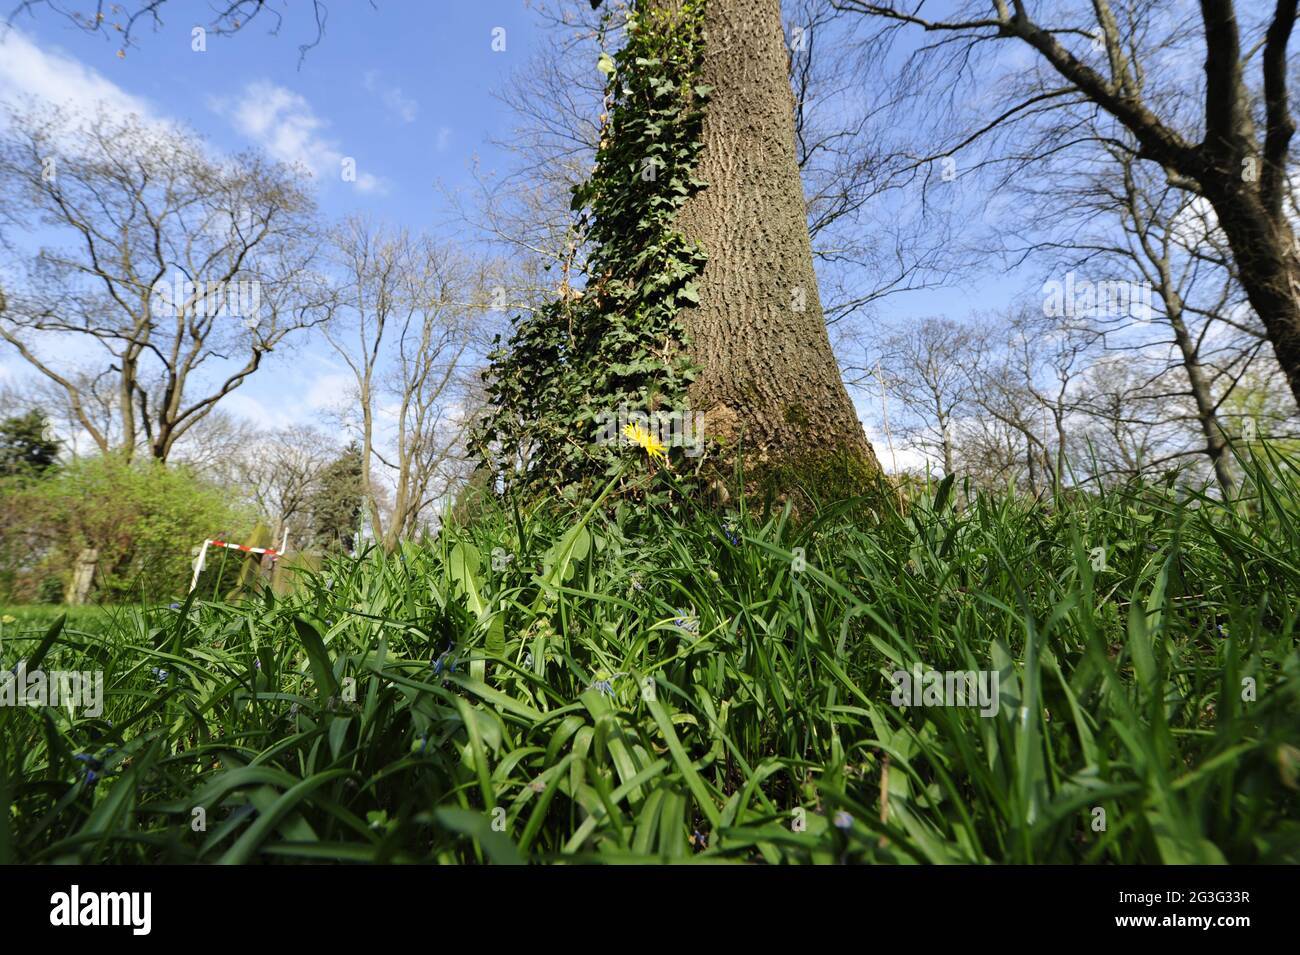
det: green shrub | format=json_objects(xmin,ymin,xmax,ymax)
[{"xmin": 4, "ymin": 456, "xmax": 252, "ymax": 604}]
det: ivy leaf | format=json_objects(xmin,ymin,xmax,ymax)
[{"xmin": 678, "ymin": 282, "xmax": 701, "ymax": 305}]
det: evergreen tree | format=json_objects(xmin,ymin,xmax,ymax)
[
  {"xmin": 306, "ymin": 443, "xmax": 365, "ymax": 553},
  {"xmin": 0, "ymin": 409, "xmax": 60, "ymax": 477}
]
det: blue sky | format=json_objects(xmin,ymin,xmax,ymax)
[
  {"xmin": 0, "ymin": 1, "xmax": 1030, "ymax": 469},
  {"xmin": 0, "ymin": 2, "xmax": 571, "ymax": 434},
  {"xmin": 3, "ymin": 1, "xmax": 550, "ymax": 230}
]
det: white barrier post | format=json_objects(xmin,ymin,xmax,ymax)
[{"xmin": 188, "ymin": 539, "xmax": 212, "ymax": 594}]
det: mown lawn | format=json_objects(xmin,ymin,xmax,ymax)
[
  {"xmin": 1, "ymin": 604, "xmax": 130, "ymax": 635},
  {"xmin": 2, "ymin": 456, "xmax": 1298, "ymax": 864}
]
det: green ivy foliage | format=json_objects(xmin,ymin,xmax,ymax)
[{"xmin": 473, "ymin": 0, "xmax": 710, "ymax": 495}]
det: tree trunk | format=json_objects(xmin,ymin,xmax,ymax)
[
  {"xmin": 668, "ymin": 0, "xmax": 879, "ymax": 492},
  {"xmin": 1163, "ymin": 291, "xmax": 1237, "ymax": 495},
  {"xmin": 1205, "ymin": 190, "xmax": 1300, "ymax": 410},
  {"xmin": 64, "ymin": 548, "xmax": 98, "ymax": 606}
]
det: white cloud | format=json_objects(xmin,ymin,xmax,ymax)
[
  {"xmin": 866, "ymin": 432, "xmax": 932, "ymax": 474},
  {"xmin": 0, "ymin": 26, "xmax": 160, "ymax": 124},
  {"xmin": 218, "ymin": 391, "xmax": 294, "ymax": 430},
  {"xmin": 304, "ymin": 371, "xmax": 355, "ymax": 411},
  {"xmin": 362, "ymin": 70, "xmax": 418, "ymax": 123},
  {"xmin": 211, "ymin": 80, "xmax": 388, "ymax": 194},
  {"xmin": 0, "ymin": 33, "xmax": 388, "ymax": 195}
]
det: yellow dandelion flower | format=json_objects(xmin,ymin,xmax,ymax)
[
  {"xmin": 0, "ymin": 614, "xmax": 15, "ymax": 625},
  {"xmin": 623, "ymin": 423, "xmax": 668, "ymax": 466}
]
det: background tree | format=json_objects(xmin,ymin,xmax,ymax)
[
  {"xmin": 1067, "ymin": 357, "xmax": 1191, "ymax": 485},
  {"xmin": 305, "ymin": 443, "xmax": 364, "ymax": 554},
  {"xmin": 324, "ymin": 219, "xmax": 483, "ymax": 548},
  {"xmin": 0, "ymin": 408, "xmax": 60, "ymax": 477},
  {"xmin": 1005, "ymin": 113, "xmax": 1272, "ymax": 495},
  {"xmin": 209, "ymin": 424, "xmax": 340, "ymax": 549},
  {"xmin": 0, "ymin": 104, "xmax": 329, "ymax": 461},
  {"xmin": 837, "ymin": 0, "xmax": 1300, "ymax": 408},
  {"xmin": 0, "ymin": 455, "xmax": 248, "ymax": 603},
  {"xmin": 856, "ymin": 317, "xmax": 979, "ymax": 475}
]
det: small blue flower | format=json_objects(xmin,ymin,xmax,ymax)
[
  {"xmin": 833, "ymin": 810, "xmax": 854, "ymax": 830},
  {"xmin": 75, "ymin": 753, "xmax": 103, "ymax": 786},
  {"xmin": 169, "ymin": 602, "xmax": 181, "ymax": 610},
  {"xmin": 673, "ymin": 610, "xmax": 699, "ymax": 634},
  {"xmin": 585, "ymin": 672, "xmax": 626, "ymax": 698},
  {"xmin": 149, "ymin": 666, "xmax": 169, "ymax": 683},
  {"xmin": 434, "ymin": 644, "xmax": 458, "ymax": 676},
  {"xmin": 254, "ymin": 659, "xmax": 261, "ymax": 670},
  {"xmin": 720, "ymin": 521, "xmax": 739, "ymax": 546}
]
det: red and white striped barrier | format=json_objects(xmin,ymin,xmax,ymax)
[
  {"xmin": 209, "ymin": 539, "xmax": 282, "ymax": 558},
  {"xmin": 188, "ymin": 529, "xmax": 289, "ymax": 593}
]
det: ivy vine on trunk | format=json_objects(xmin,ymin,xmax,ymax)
[
  {"xmin": 472, "ymin": 0, "xmax": 710, "ymax": 496},
  {"xmin": 475, "ymin": 0, "xmax": 881, "ymax": 506}
]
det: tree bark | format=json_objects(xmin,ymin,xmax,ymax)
[
  {"xmin": 1202, "ymin": 189, "xmax": 1300, "ymax": 409},
  {"xmin": 667, "ymin": 0, "xmax": 879, "ymax": 489}
]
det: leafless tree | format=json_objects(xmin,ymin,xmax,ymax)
[
  {"xmin": 1066, "ymin": 357, "xmax": 1197, "ymax": 485},
  {"xmin": 7, "ymin": 0, "xmax": 331, "ymax": 62},
  {"xmin": 836, "ymin": 0, "xmax": 1300, "ymax": 408},
  {"xmin": 221, "ymin": 424, "xmax": 339, "ymax": 546},
  {"xmin": 851, "ymin": 316, "xmax": 981, "ymax": 474},
  {"xmin": 325, "ymin": 218, "xmax": 484, "ymax": 549},
  {"xmin": 0, "ymin": 104, "xmax": 329, "ymax": 462},
  {"xmin": 950, "ymin": 308, "xmax": 1098, "ymax": 495},
  {"xmin": 1011, "ymin": 132, "xmax": 1271, "ymax": 493},
  {"xmin": 784, "ymin": 0, "xmax": 964, "ymax": 325},
  {"xmin": 166, "ymin": 409, "xmax": 260, "ymax": 478}
]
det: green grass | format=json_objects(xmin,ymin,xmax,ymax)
[
  {"xmin": 2, "ymin": 454, "xmax": 1298, "ymax": 864},
  {"xmin": 0, "ymin": 603, "xmax": 127, "ymax": 632}
]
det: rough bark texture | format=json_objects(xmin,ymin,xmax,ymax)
[
  {"xmin": 1204, "ymin": 188, "xmax": 1300, "ymax": 410},
  {"xmin": 667, "ymin": 0, "xmax": 879, "ymax": 488}
]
